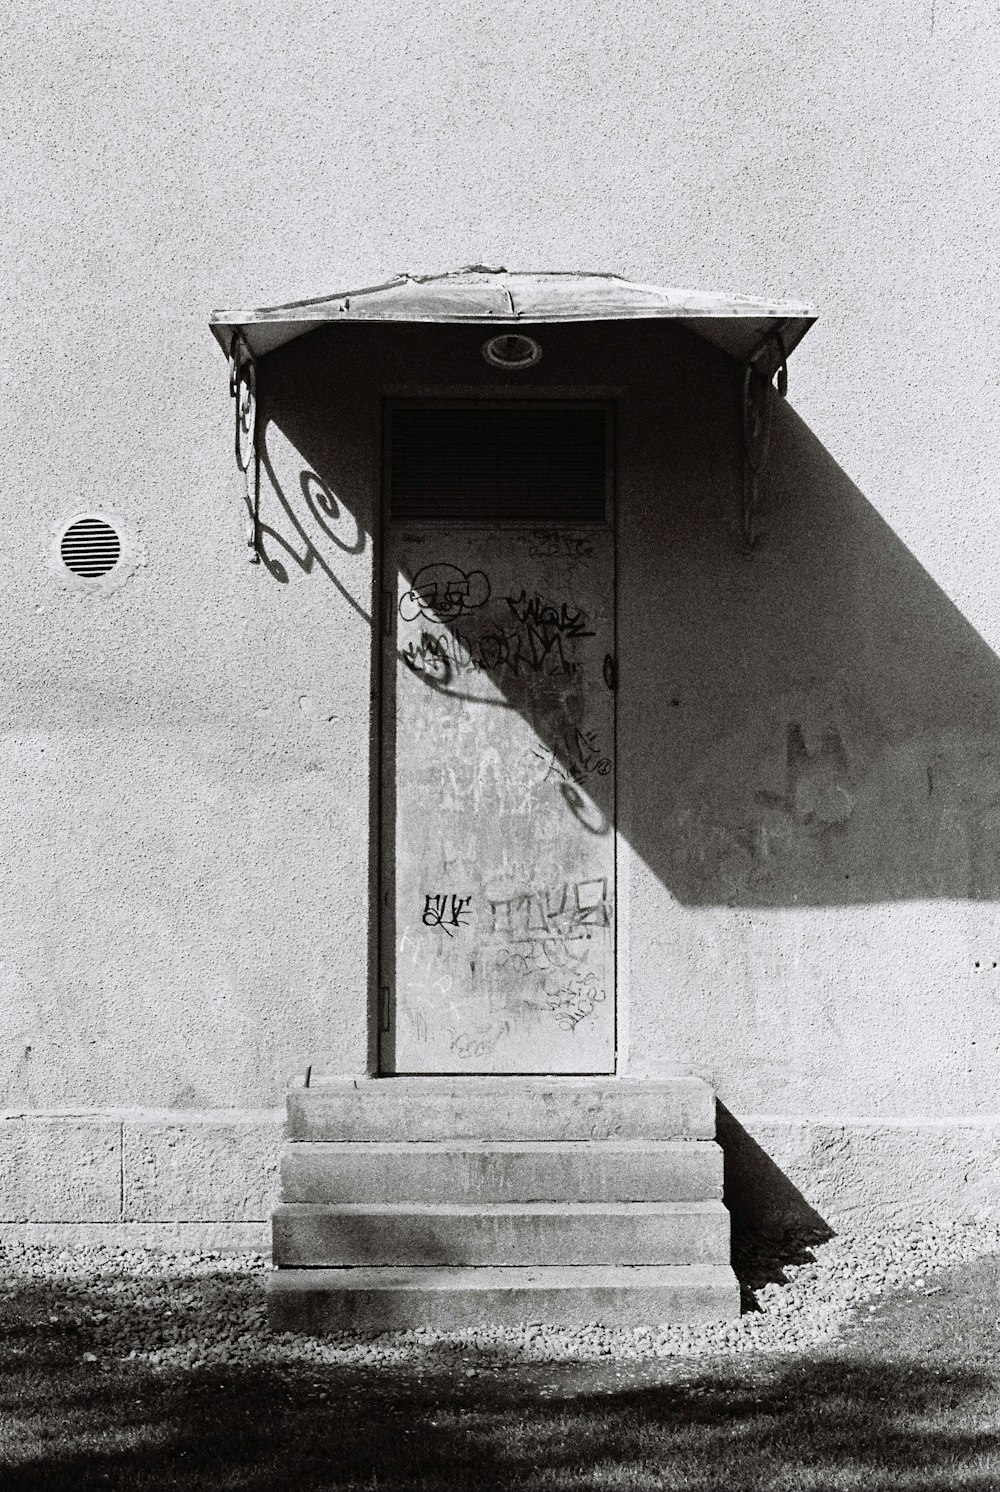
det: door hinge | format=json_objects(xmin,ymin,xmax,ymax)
[
  {"xmin": 603, "ymin": 653, "xmax": 617, "ymax": 691},
  {"xmin": 379, "ymin": 985, "xmax": 392, "ymax": 1033},
  {"xmin": 382, "ymin": 588, "xmax": 395, "ymax": 637}
]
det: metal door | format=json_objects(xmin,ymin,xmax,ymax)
[{"xmin": 380, "ymin": 509, "xmax": 615, "ymax": 1074}]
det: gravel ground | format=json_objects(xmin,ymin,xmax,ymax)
[{"xmin": 2, "ymin": 1219, "xmax": 999, "ymax": 1373}]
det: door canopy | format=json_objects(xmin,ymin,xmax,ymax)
[
  {"xmin": 210, "ymin": 266, "xmax": 815, "ymax": 382},
  {"xmin": 211, "ymin": 267, "xmax": 818, "ymax": 550}
]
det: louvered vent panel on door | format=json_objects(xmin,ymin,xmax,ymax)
[{"xmin": 390, "ymin": 406, "xmax": 609, "ymax": 521}]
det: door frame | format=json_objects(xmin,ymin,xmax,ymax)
[{"xmin": 376, "ymin": 393, "xmax": 619, "ymax": 1075}]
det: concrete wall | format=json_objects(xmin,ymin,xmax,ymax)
[{"xmin": 3, "ymin": 0, "xmax": 1000, "ymax": 1237}]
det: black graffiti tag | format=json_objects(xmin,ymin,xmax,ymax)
[
  {"xmin": 402, "ymin": 624, "xmax": 572, "ymax": 680},
  {"xmin": 401, "ymin": 629, "xmax": 473, "ymax": 683},
  {"xmin": 422, "ymin": 893, "xmax": 473, "ymax": 938},
  {"xmin": 505, "ymin": 592, "xmax": 595, "ymax": 640},
  {"xmin": 533, "ymin": 725, "xmax": 612, "ymax": 785},
  {"xmin": 478, "ymin": 623, "xmax": 571, "ymax": 677},
  {"xmin": 400, "ymin": 565, "xmax": 490, "ymax": 623}
]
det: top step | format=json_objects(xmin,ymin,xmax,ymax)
[{"xmin": 287, "ymin": 1076, "xmax": 715, "ymax": 1142}]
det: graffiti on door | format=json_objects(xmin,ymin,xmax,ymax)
[
  {"xmin": 401, "ymin": 574, "xmax": 598, "ymax": 684},
  {"xmin": 385, "ymin": 525, "xmax": 615, "ymax": 1073}
]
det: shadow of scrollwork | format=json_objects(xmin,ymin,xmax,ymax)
[
  {"xmin": 250, "ymin": 442, "xmax": 372, "ymax": 624},
  {"xmin": 301, "ymin": 471, "xmax": 365, "ymax": 556}
]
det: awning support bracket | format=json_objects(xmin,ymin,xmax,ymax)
[
  {"xmin": 228, "ymin": 332, "xmax": 260, "ymax": 564},
  {"xmin": 741, "ymin": 326, "xmax": 788, "ymax": 549}
]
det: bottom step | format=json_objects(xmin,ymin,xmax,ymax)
[{"xmin": 268, "ymin": 1265, "xmax": 740, "ymax": 1332}]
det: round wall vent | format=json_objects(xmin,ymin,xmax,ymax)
[
  {"xmin": 482, "ymin": 333, "xmax": 543, "ymax": 369},
  {"xmin": 59, "ymin": 516, "xmax": 122, "ymax": 579}
]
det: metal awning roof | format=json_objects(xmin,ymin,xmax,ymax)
[{"xmin": 210, "ymin": 267, "xmax": 815, "ymax": 377}]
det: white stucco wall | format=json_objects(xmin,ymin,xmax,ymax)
[{"xmin": 3, "ymin": 0, "xmax": 999, "ymax": 1235}]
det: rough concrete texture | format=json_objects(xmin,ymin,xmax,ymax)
[
  {"xmin": 2, "ymin": 1221, "xmax": 270, "ymax": 1251},
  {"xmin": 267, "ymin": 1264, "xmax": 741, "ymax": 1332},
  {"xmin": 121, "ymin": 1110, "xmax": 282, "ymax": 1221},
  {"xmin": 0, "ymin": 1114, "xmax": 121, "ymax": 1222},
  {"xmin": 721, "ymin": 1113, "xmax": 1000, "ymax": 1230},
  {"xmin": 289, "ymin": 1077, "xmax": 715, "ymax": 1142},
  {"xmin": 272, "ymin": 1200, "xmax": 730, "ymax": 1267},
  {"xmin": 0, "ymin": 1110, "xmax": 281, "ymax": 1227},
  {"xmin": 3, "ymin": 0, "xmax": 1000, "ymax": 1227},
  {"xmin": 280, "ymin": 1139, "xmax": 724, "ymax": 1204}
]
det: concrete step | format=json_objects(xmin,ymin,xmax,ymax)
[
  {"xmin": 287, "ymin": 1076, "xmax": 714, "ymax": 1142},
  {"xmin": 268, "ymin": 1264, "xmax": 741, "ymax": 1331},
  {"xmin": 272, "ymin": 1199, "xmax": 730, "ymax": 1267},
  {"xmin": 281, "ymin": 1139, "xmax": 724, "ymax": 1204}
]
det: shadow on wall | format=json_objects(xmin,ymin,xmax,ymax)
[
  {"xmin": 249, "ymin": 320, "xmax": 1000, "ymax": 912},
  {"xmin": 243, "ymin": 321, "xmax": 1000, "ymax": 1223},
  {"xmin": 252, "ymin": 458, "xmax": 371, "ymax": 620},
  {"xmin": 716, "ymin": 1104, "xmax": 831, "ymax": 1238},
  {"xmin": 627, "ymin": 400, "xmax": 1000, "ymax": 910}
]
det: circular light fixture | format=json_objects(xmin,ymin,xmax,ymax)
[
  {"xmin": 482, "ymin": 333, "xmax": 542, "ymax": 370},
  {"xmin": 58, "ymin": 515, "xmax": 122, "ymax": 579}
]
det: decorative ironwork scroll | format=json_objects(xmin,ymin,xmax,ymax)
[{"xmin": 228, "ymin": 333, "xmax": 260, "ymax": 563}]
